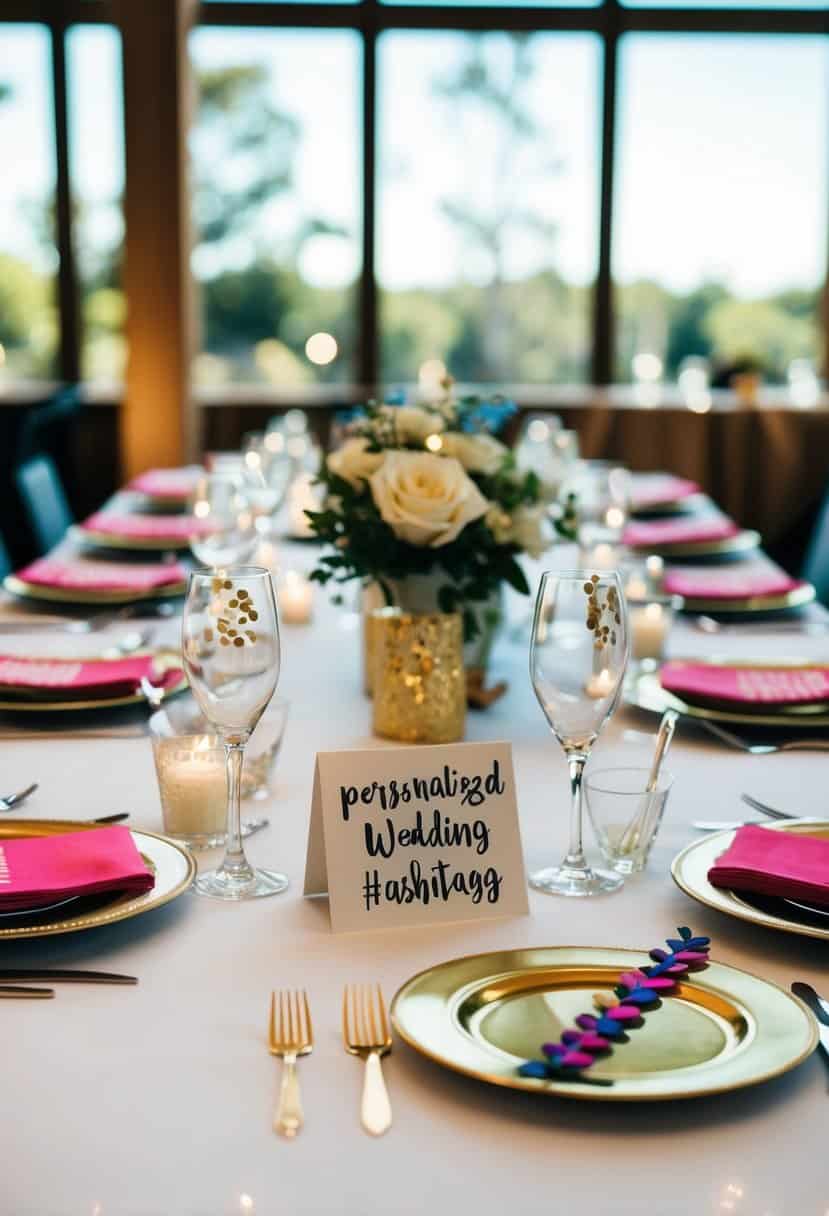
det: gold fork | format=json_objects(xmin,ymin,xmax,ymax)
[
  {"xmin": 342, "ymin": 984, "xmax": 392, "ymax": 1137},
  {"xmin": 268, "ymin": 990, "xmax": 313, "ymax": 1138}
]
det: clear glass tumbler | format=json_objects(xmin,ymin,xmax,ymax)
[{"xmin": 585, "ymin": 765, "xmax": 673, "ymax": 875}]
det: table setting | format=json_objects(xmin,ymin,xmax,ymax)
[{"xmin": 1, "ymin": 393, "xmax": 828, "ymax": 1216}]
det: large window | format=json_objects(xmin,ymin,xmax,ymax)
[{"xmin": 0, "ymin": 2, "xmax": 826, "ymax": 393}]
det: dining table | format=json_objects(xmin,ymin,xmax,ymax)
[{"xmin": 1, "ymin": 532, "xmax": 828, "ymax": 1216}]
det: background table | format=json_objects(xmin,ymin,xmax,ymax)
[{"xmin": 1, "ymin": 545, "xmax": 828, "ymax": 1216}]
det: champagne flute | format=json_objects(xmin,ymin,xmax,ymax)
[
  {"xmin": 182, "ymin": 567, "xmax": 287, "ymax": 899},
  {"xmin": 188, "ymin": 472, "xmax": 258, "ymax": 569},
  {"xmin": 529, "ymin": 570, "xmax": 630, "ymax": 896}
]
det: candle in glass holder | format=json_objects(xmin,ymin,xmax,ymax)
[
  {"xmin": 631, "ymin": 601, "xmax": 671, "ymax": 660},
  {"xmin": 580, "ymin": 541, "xmax": 621, "ymax": 570},
  {"xmin": 151, "ymin": 733, "xmax": 226, "ymax": 847},
  {"xmin": 288, "ymin": 473, "xmax": 318, "ymax": 539},
  {"xmin": 280, "ymin": 570, "xmax": 314, "ymax": 624},
  {"xmin": 625, "ymin": 572, "xmax": 648, "ymax": 601}
]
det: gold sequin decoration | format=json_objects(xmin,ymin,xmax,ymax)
[
  {"xmin": 202, "ymin": 583, "xmax": 258, "ymax": 649},
  {"xmin": 371, "ymin": 611, "xmax": 465, "ymax": 744},
  {"xmin": 583, "ymin": 574, "xmax": 620, "ymax": 652}
]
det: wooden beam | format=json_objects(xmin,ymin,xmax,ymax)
[{"xmin": 114, "ymin": 0, "xmax": 198, "ymax": 477}]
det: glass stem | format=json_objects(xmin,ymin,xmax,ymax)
[
  {"xmin": 220, "ymin": 741, "xmax": 252, "ymax": 880},
  {"xmin": 563, "ymin": 751, "xmax": 589, "ymax": 872}
]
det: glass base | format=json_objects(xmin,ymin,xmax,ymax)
[
  {"xmin": 241, "ymin": 815, "xmax": 270, "ymax": 834},
  {"xmin": 194, "ymin": 866, "xmax": 289, "ymax": 901},
  {"xmin": 529, "ymin": 864, "xmax": 624, "ymax": 897}
]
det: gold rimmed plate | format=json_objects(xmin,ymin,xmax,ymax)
[
  {"xmin": 0, "ymin": 650, "xmax": 187, "ymax": 713},
  {"xmin": 672, "ymin": 820, "xmax": 829, "ymax": 942},
  {"xmin": 0, "ymin": 818, "xmax": 195, "ymax": 940},
  {"xmin": 626, "ymin": 661, "xmax": 829, "ymax": 729},
  {"xmin": 391, "ymin": 946, "xmax": 815, "ymax": 1101},
  {"xmin": 628, "ymin": 530, "xmax": 761, "ymax": 559},
  {"xmin": 3, "ymin": 572, "xmax": 187, "ymax": 607},
  {"xmin": 70, "ymin": 525, "xmax": 194, "ymax": 553}
]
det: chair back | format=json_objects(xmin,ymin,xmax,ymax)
[
  {"xmin": 15, "ymin": 455, "xmax": 75, "ymax": 554},
  {"xmin": 0, "ymin": 532, "xmax": 11, "ymax": 580},
  {"xmin": 802, "ymin": 484, "xmax": 829, "ymax": 606}
]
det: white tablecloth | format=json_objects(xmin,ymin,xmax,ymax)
[{"xmin": 2, "ymin": 548, "xmax": 828, "ymax": 1216}]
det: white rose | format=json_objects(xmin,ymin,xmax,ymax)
[
  {"xmin": 370, "ymin": 451, "xmax": 490, "ymax": 548},
  {"xmin": 485, "ymin": 504, "xmax": 549, "ymax": 559},
  {"xmin": 439, "ymin": 432, "xmax": 507, "ymax": 475},
  {"xmin": 376, "ymin": 405, "xmax": 445, "ymax": 446},
  {"xmin": 327, "ymin": 438, "xmax": 384, "ymax": 489}
]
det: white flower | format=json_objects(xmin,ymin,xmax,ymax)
[
  {"xmin": 370, "ymin": 451, "xmax": 490, "ymax": 548},
  {"xmin": 327, "ymin": 438, "xmax": 384, "ymax": 489},
  {"xmin": 439, "ymin": 432, "xmax": 507, "ymax": 476},
  {"xmin": 485, "ymin": 504, "xmax": 550, "ymax": 559},
  {"xmin": 376, "ymin": 405, "xmax": 446, "ymax": 446}
]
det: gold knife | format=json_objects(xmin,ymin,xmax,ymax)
[
  {"xmin": 0, "ymin": 985, "xmax": 54, "ymax": 999},
  {"xmin": 0, "ymin": 969, "xmax": 137, "ymax": 984}
]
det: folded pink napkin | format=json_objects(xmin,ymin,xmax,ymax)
[
  {"xmin": 80, "ymin": 512, "xmax": 215, "ymax": 542},
  {"xmin": 663, "ymin": 568, "xmax": 804, "ymax": 601},
  {"xmin": 709, "ymin": 825, "xmax": 829, "ymax": 909},
  {"xmin": 660, "ymin": 660, "xmax": 829, "ymax": 708},
  {"xmin": 624, "ymin": 517, "xmax": 740, "ymax": 549},
  {"xmin": 0, "ymin": 654, "xmax": 182, "ymax": 699},
  {"xmin": 0, "ymin": 826, "xmax": 154, "ymax": 912},
  {"xmin": 631, "ymin": 475, "xmax": 700, "ymax": 509},
  {"xmin": 128, "ymin": 467, "xmax": 203, "ymax": 500},
  {"xmin": 16, "ymin": 556, "xmax": 188, "ymax": 594}
]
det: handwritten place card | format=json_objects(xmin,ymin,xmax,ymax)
[{"xmin": 303, "ymin": 741, "xmax": 528, "ymax": 933}]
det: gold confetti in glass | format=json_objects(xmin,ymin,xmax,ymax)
[
  {"xmin": 372, "ymin": 610, "xmax": 465, "ymax": 744},
  {"xmin": 182, "ymin": 567, "xmax": 287, "ymax": 899},
  {"xmin": 529, "ymin": 571, "xmax": 630, "ymax": 897}
]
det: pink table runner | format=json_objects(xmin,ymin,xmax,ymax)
[
  {"xmin": 16, "ymin": 556, "xmax": 188, "ymax": 594},
  {"xmin": 709, "ymin": 824, "xmax": 829, "ymax": 909},
  {"xmin": 0, "ymin": 826, "xmax": 154, "ymax": 912},
  {"xmin": 624, "ymin": 517, "xmax": 740, "ymax": 549},
  {"xmin": 661, "ymin": 660, "xmax": 829, "ymax": 707}
]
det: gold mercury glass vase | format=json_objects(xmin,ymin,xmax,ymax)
[{"xmin": 371, "ymin": 610, "xmax": 466, "ymax": 744}]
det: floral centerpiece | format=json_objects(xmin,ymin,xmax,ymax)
[{"xmin": 308, "ymin": 385, "xmax": 569, "ymax": 690}]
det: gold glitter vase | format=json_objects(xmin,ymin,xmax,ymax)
[{"xmin": 371, "ymin": 611, "xmax": 466, "ymax": 743}]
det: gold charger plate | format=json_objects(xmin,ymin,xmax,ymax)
[
  {"xmin": 0, "ymin": 818, "xmax": 195, "ymax": 940},
  {"xmin": 4, "ymin": 572, "xmax": 187, "ymax": 607},
  {"xmin": 628, "ymin": 529, "xmax": 761, "ymax": 559},
  {"xmin": 676, "ymin": 583, "xmax": 816, "ymax": 615},
  {"xmin": 627, "ymin": 660, "xmax": 829, "ymax": 729},
  {"xmin": 70, "ymin": 524, "xmax": 193, "ymax": 552},
  {"xmin": 391, "ymin": 946, "xmax": 815, "ymax": 1101},
  {"xmin": 0, "ymin": 649, "xmax": 187, "ymax": 713},
  {"xmin": 672, "ymin": 820, "xmax": 829, "ymax": 943}
]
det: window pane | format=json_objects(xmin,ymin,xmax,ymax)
[
  {"xmin": 67, "ymin": 25, "xmax": 126, "ymax": 386},
  {"xmin": 189, "ymin": 29, "xmax": 361, "ymax": 388},
  {"xmin": 623, "ymin": 0, "xmax": 824, "ymax": 10},
  {"xmin": 0, "ymin": 25, "xmax": 57, "ymax": 382},
  {"xmin": 378, "ymin": 33, "xmax": 600, "ymax": 385},
  {"xmin": 614, "ymin": 36, "xmax": 828, "ymax": 384}
]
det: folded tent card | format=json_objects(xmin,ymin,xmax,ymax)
[
  {"xmin": 0, "ymin": 826, "xmax": 154, "ymax": 912},
  {"xmin": 304, "ymin": 741, "xmax": 528, "ymax": 933}
]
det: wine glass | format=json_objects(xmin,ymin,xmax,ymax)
[
  {"xmin": 565, "ymin": 461, "xmax": 631, "ymax": 549},
  {"xmin": 188, "ymin": 471, "xmax": 258, "ymax": 569},
  {"xmin": 529, "ymin": 570, "xmax": 630, "ymax": 896},
  {"xmin": 182, "ymin": 567, "xmax": 287, "ymax": 899}
]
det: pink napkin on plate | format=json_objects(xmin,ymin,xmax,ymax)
[
  {"xmin": 79, "ymin": 512, "xmax": 215, "ymax": 542},
  {"xmin": 0, "ymin": 826, "xmax": 154, "ymax": 912},
  {"xmin": 128, "ymin": 467, "xmax": 203, "ymax": 500},
  {"xmin": 663, "ymin": 568, "xmax": 804, "ymax": 600},
  {"xmin": 0, "ymin": 654, "xmax": 182, "ymax": 700},
  {"xmin": 623, "ymin": 516, "xmax": 740, "ymax": 549},
  {"xmin": 660, "ymin": 660, "xmax": 829, "ymax": 708},
  {"xmin": 709, "ymin": 824, "xmax": 829, "ymax": 909},
  {"xmin": 631, "ymin": 474, "xmax": 700, "ymax": 509},
  {"xmin": 15, "ymin": 556, "xmax": 188, "ymax": 593}
]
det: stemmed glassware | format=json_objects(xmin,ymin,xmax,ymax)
[
  {"xmin": 188, "ymin": 471, "xmax": 258, "ymax": 569},
  {"xmin": 182, "ymin": 567, "xmax": 287, "ymax": 899},
  {"xmin": 529, "ymin": 570, "xmax": 630, "ymax": 896}
]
